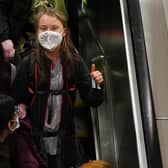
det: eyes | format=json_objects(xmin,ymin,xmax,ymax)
[{"xmin": 39, "ymin": 25, "xmax": 61, "ymax": 32}]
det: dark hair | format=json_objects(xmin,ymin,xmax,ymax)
[{"xmin": 0, "ymin": 94, "xmax": 15, "ymax": 131}]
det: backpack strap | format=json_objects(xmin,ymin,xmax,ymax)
[
  {"xmin": 28, "ymin": 60, "xmax": 38, "ymax": 107},
  {"xmin": 28, "ymin": 61, "xmax": 38, "ymax": 94},
  {"xmin": 10, "ymin": 63, "xmax": 16, "ymax": 87},
  {"xmin": 34, "ymin": 61, "xmax": 38, "ymax": 90},
  {"xmin": 28, "ymin": 60, "xmax": 76, "ymax": 95}
]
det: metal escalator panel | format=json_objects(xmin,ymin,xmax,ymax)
[
  {"xmin": 119, "ymin": 1, "xmax": 148, "ymax": 167},
  {"xmin": 79, "ymin": 0, "xmax": 143, "ymax": 167},
  {"xmin": 120, "ymin": 0, "xmax": 163, "ymax": 167},
  {"xmin": 90, "ymin": 53, "xmax": 140, "ymax": 168}
]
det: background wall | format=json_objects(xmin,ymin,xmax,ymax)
[{"xmin": 139, "ymin": 0, "xmax": 168, "ymax": 167}]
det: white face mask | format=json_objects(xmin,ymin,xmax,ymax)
[
  {"xmin": 38, "ymin": 31, "xmax": 63, "ymax": 51},
  {"xmin": 9, "ymin": 115, "xmax": 20, "ymax": 132}
]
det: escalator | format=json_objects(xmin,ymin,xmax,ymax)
[{"xmin": 78, "ymin": 0, "xmax": 163, "ymax": 167}]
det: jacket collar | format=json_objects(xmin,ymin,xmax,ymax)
[{"xmin": 39, "ymin": 49, "xmax": 67, "ymax": 65}]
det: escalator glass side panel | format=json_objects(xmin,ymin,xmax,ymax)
[{"xmin": 78, "ymin": 0, "xmax": 140, "ymax": 167}]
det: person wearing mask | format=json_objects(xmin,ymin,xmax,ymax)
[
  {"xmin": 0, "ymin": 94, "xmax": 20, "ymax": 168},
  {"xmin": 0, "ymin": 94, "xmax": 19, "ymax": 143},
  {"xmin": 0, "ymin": 94, "xmax": 44, "ymax": 168},
  {"xmin": 10, "ymin": 7, "xmax": 104, "ymax": 168}
]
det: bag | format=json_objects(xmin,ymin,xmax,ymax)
[{"xmin": 0, "ymin": 61, "xmax": 16, "ymax": 94}]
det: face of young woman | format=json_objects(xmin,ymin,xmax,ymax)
[
  {"xmin": 38, "ymin": 14, "xmax": 65, "ymax": 35},
  {"xmin": 37, "ymin": 14, "xmax": 65, "ymax": 52}
]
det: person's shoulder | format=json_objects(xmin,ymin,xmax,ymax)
[
  {"xmin": 20, "ymin": 50, "xmax": 34, "ymax": 64},
  {"xmin": 74, "ymin": 51, "xmax": 85, "ymax": 63},
  {"xmin": 16, "ymin": 50, "xmax": 34, "ymax": 71}
]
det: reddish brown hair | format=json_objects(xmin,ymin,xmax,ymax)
[{"xmin": 80, "ymin": 160, "xmax": 112, "ymax": 168}]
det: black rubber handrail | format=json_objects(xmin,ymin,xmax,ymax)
[{"xmin": 126, "ymin": 0, "xmax": 163, "ymax": 167}]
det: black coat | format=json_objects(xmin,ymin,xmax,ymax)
[
  {"xmin": 12, "ymin": 51, "xmax": 104, "ymax": 131},
  {"xmin": 11, "ymin": 51, "xmax": 104, "ymax": 167},
  {"xmin": 8, "ymin": 119, "xmax": 45, "ymax": 168},
  {"xmin": 0, "ymin": 0, "xmax": 32, "ymax": 44}
]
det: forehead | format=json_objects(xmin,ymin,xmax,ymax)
[{"xmin": 38, "ymin": 14, "xmax": 63, "ymax": 27}]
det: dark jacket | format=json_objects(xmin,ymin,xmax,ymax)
[
  {"xmin": 0, "ymin": 61, "xmax": 11, "ymax": 94},
  {"xmin": 11, "ymin": 51, "xmax": 104, "ymax": 167},
  {"xmin": 8, "ymin": 119, "xmax": 45, "ymax": 168},
  {"xmin": 0, "ymin": 0, "xmax": 32, "ymax": 44},
  {"xmin": 12, "ymin": 52, "xmax": 104, "ymax": 131},
  {"xmin": 0, "ymin": 142, "xmax": 11, "ymax": 168},
  {"xmin": 0, "ymin": 44, "xmax": 12, "ymax": 94},
  {"xmin": 0, "ymin": 120, "xmax": 44, "ymax": 168}
]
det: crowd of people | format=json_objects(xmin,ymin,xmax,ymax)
[{"xmin": 0, "ymin": 1, "xmax": 109, "ymax": 168}]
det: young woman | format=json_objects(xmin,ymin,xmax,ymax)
[{"xmin": 11, "ymin": 7, "xmax": 104, "ymax": 168}]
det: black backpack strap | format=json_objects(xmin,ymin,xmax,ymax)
[{"xmin": 10, "ymin": 63, "xmax": 16, "ymax": 87}]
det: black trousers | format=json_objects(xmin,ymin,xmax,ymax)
[{"xmin": 38, "ymin": 134, "xmax": 78, "ymax": 168}]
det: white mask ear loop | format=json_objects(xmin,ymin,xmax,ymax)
[
  {"xmin": 9, "ymin": 116, "xmax": 20, "ymax": 132},
  {"xmin": 9, "ymin": 113, "xmax": 20, "ymax": 132}
]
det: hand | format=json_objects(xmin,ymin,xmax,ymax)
[
  {"xmin": 18, "ymin": 104, "xmax": 27, "ymax": 119},
  {"xmin": 1, "ymin": 40, "xmax": 15, "ymax": 62},
  {"xmin": 90, "ymin": 64, "xmax": 104, "ymax": 84}
]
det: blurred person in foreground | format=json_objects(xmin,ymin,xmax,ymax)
[
  {"xmin": 80, "ymin": 160, "xmax": 112, "ymax": 168},
  {"xmin": 0, "ymin": 94, "xmax": 19, "ymax": 168}
]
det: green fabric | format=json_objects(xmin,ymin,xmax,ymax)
[
  {"xmin": 82, "ymin": 0, "xmax": 88, "ymax": 6},
  {"xmin": 32, "ymin": 0, "xmax": 68, "ymax": 17}
]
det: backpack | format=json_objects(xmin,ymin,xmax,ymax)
[{"xmin": 0, "ymin": 61, "xmax": 16, "ymax": 94}]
